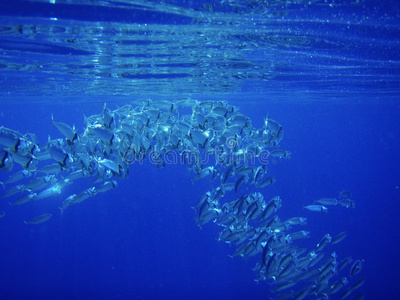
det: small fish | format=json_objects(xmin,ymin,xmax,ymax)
[
  {"xmin": 72, "ymin": 187, "xmax": 97, "ymax": 204},
  {"xmin": 349, "ymin": 277, "xmax": 366, "ymax": 292},
  {"xmin": 257, "ymin": 176, "xmax": 276, "ymax": 188},
  {"xmin": 285, "ymin": 217, "xmax": 307, "ymax": 226},
  {"xmin": 0, "ymin": 149, "xmax": 14, "ymax": 172},
  {"xmin": 304, "ymin": 204, "xmax": 328, "ymax": 213},
  {"xmin": 9, "ymin": 151, "xmax": 37, "ymax": 171},
  {"xmin": 102, "ymin": 103, "xmax": 115, "ymax": 128},
  {"xmin": 269, "ymin": 149, "xmax": 291, "ymax": 159},
  {"xmin": 48, "ymin": 143, "xmax": 73, "ymax": 167},
  {"xmin": 314, "ymin": 198, "xmax": 338, "ymax": 206},
  {"xmin": 235, "ymin": 174, "xmax": 248, "ymax": 193},
  {"xmin": 59, "ymin": 194, "xmax": 77, "ymax": 214},
  {"xmin": 153, "ymin": 100, "xmax": 175, "ymax": 112},
  {"xmin": 338, "ymin": 256, "xmax": 353, "ymax": 272},
  {"xmin": 96, "ymin": 180, "xmax": 117, "ymax": 193},
  {"xmin": 192, "ymin": 166, "xmax": 215, "ymax": 182},
  {"xmin": 331, "ymin": 231, "xmax": 347, "ymax": 245},
  {"xmin": 0, "ymin": 211, "xmax": 6, "ymax": 218},
  {"xmin": 98, "ymin": 158, "xmax": 120, "ymax": 174},
  {"xmin": 38, "ymin": 163, "xmax": 64, "ymax": 174},
  {"xmin": 289, "ymin": 230, "xmax": 310, "ymax": 240},
  {"xmin": 339, "ymin": 189, "xmax": 352, "ymax": 199},
  {"xmin": 315, "ymin": 234, "xmax": 332, "ymax": 252},
  {"xmin": 338, "ymin": 198, "xmax": 356, "ymax": 208},
  {"xmin": 87, "ymin": 125, "xmax": 114, "ymax": 145},
  {"xmin": 0, "ymin": 127, "xmax": 21, "ymax": 149},
  {"xmin": 264, "ymin": 118, "xmax": 284, "ymax": 140},
  {"xmin": 189, "ymin": 129, "xmax": 208, "ymax": 148},
  {"xmin": 350, "ymin": 259, "xmax": 364, "ymax": 277},
  {"xmin": 25, "ymin": 175, "xmax": 57, "ymax": 191},
  {"xmin": 35, "ymin": 185, "xmax": 61, "ymax": 200},
  {"xmin": 330, "ymin": 277, "xmax": 349, "ymax": 295},
  {"xmin": 5, "ymin": 170, "xmax": 32, "ymax": 184},
  {"xmin": 176, "ymin": 98, "xmax": 199, "ymax": 108},
  {"xmin": 24, "ymin": 213, "xmax": 52, "ymax": 225},
  {"xmin": 1, "ymin": 184, "xmax": 26, "ymax": 198},
  {"xmin": 52, "ymin": 114, "xmax": 77, "ymax": 142},
  {"xmin": 10, "ymin": 192, "xmax": 37, "ymax": 206}
]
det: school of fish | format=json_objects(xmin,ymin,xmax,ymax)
[{"xmin": 0, "ymin": 99, "xmax": 364, "ymax": 299}]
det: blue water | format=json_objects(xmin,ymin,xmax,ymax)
[{"xmin": 1, "ymin": 1, "xmax": 400, "ymax": 300}]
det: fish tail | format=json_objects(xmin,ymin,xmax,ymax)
[{"xmin": 196, "ymin": 222, "xmax": 203, "ymax": 230}]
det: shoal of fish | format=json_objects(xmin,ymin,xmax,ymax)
[{"xmin": 0, "ymin": 99, "xmax": 365, "ymax": 299}]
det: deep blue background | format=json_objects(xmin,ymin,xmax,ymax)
[
  {"xmin": 0, "ymin": 0, "xmax": 399, "ymax": 299},
  {"xmin": 0, "ymin": 97, "xmax": 399, "ymax": 299}
]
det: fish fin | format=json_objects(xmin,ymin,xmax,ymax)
[
  {"xmin": 59, "ymin": 207, "xmax": 63, "ymax": 215},
  {"xmin": 83, "ymin": 114, "xmax": 89, "ymax": 128}
]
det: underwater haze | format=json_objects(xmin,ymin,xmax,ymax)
[{"xmin": 0, "ymin": 1, "xmax": 399, "ymax": 300}]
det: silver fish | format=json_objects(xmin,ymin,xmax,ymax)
[
  {"xmin": 330, "ymin": 277, "xmax": 349, "ymax": 294},
  {"xmin": 96, "ymin": 180, "xmax": 117, "ymax": 193},
  {"xmin": 24, "ymin": 213, "xmax": 52, "ymax": 224},
  {"xmin": 35, "ymin": 185, "xmax": 61, "ymax": 201},
  {"xmin": 51, "ymin": 115, "xmax": 77, "ymax": 142},
  {"xmin": 314, "ymin": 198, "xmax": 338, "ymax": 206},
  {"xmin": 0, "ymin": 149, "xmax": 14, "ymax": 171},
  {"xmin": 10, "ymin": 192, "xmax": 37, "ymax": 206},
  {"xmin": 316, "ymin": 234, "xmax": 332, "ymax": 252},
  {"xmin": 25, "ymin": 175, "xmax": 57, "ymax": 191},
  {"xmin": 5, "ymin": 169, "xmax": 32, "ymax": 184},
  {"xmin": 1, "ymin": 184, "xmax": 26, "ymax": 198},
  {"xmin": 72, "ymin": 187, "xmax": 97, "ymax": 204},
  {"xmin": 38, "ymin": 163, "xmax": 64, "ymax": 174},
  {"xmin": 0, "ymin": 127, "xmax": 20, "ymax": 149},
  {"xmin": 338, "ymin": 198, "xmax": 356, "ymax": 208},
  {"xmin": 98, "ymin": 158, "xmax": 120, "ymax": 174},
  {"xmin": 269, "ymin": 149, "xmax": 291, "ymax": 159},
  {"xmin": 48, "ymin": 144, "xmax": 73, "ymax": 167},
  {"xmin": 9, "ymin": 152, "xmax": 37, "ymax": 171},
  {"xmin": 350, "ymin": 259, "xmax": 364, "ymax": 277},
  {"xmin": 289, "ymin": 231, "xmax": 311, "ymax": 240},
  {"xmin": 304, "ymin": 204, "xmax": 328, "ymax": 213},
  {"xmin": 331, "ymin": 231, "xmax": 347, "ymax": 245},
  {"xmin": 257, "ymin": 176, "xmax": 276, "ymax": 188},
  {"xmin": 59, "ymin": 194, "xmax": 77, "ymax": 214}
]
